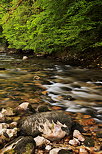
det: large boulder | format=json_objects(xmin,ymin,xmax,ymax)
[{"xmin": 19, "ymin": 111, "xmax": 72, "ymax": 141}]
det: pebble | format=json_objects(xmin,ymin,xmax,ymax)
[
  {"xmin": 9, "ymin": 122, "xmax": 17, "ymax": 128},
  {"xmin": 6, "ymin": 128, "xmax": 17, "ymax": 138},
  {"xmin": 69, "ymin": 138, "xmax": 80, "ymax": 146},
  {"xmin": 0, "ymin": 113, "xmax": 5, "ymax": 122},
  {"xmin": 45, "ymin": 145, "xmax": 52, "ymax": 150},
  {"xmin": 0, "ymin": 127, "xmax": 18, "ymax": 144},
  {"xmin": 49, "ymin": 148, "xmax": 62, "ymax": 154},
  {"xmin": 0, "ymin": 123, "xmax": 8, "ymax": 130},
  {"xmin": 73, "ymin": 130, "xmax": 85, "ymax": 142},
  {"xmin": 34, "ymin": 136, "xmax": 50, "ymax": 147},
  {"xmin": 79, "ymin": 148, "xmax": 88, "ymax": 154},
  {"xmin": 1, "ymin": 108, "xmax": 14, "ymax": 116},
  {"xmin": 17, "ymin": 102, "xmax": 30, "ymax": 111},
  {"xmin": 22, "ymin": 56, "xmax": 28, "ymax": 60}
]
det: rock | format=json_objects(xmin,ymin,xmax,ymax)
[
  {"xmin": 0, "ymin": 126, "xmax": 17, "ymax": 145},
  {"xmin": 0, "ymin": 68, "xmax": 6, "ymax": 70},
  {"xmin": 0, "ymin": 46, "xmax": 5, "ymax": 52},
  {"xmin": 79, "ymin": 148, "xmax": 88, "ymax": 154},
  {"xmin": 1, "ymin": 136, "xmax": 36, "ymax": 154},
  {"xmin": 19, "ymin": 111, "xmax": 72, "ymax": 141},
  {"xmin": 6, "ymin": 128, "xmax": 18, "ymax": 138},
  {"xmin": 73, "ymin": 130, "xmax": 85, "ymax": 142},
  {"xmin": 22, "ymin": 56, "xmax": 28, "ymax": 60},
  {"xmin": 58, "ymin": 149, "xmax": 72, "ymax": 154},
  {"xmin": 49, "ymin": 148, "xmax": 63, "ymax": 154},
  {"xmin": 83, "ymin": 137, "xmax": 94, "ymax": 147},
  {"xmin": 16, "ymin": 102, "xmax": 35, "ymax": 113},
  {"xmin": 0, "ymin": 113, "xmax": 5, "ymax": 122},
  {"xmin": 42, "ymin": 121, "xmax": 67, "ymax": 141},
  {"xmin": 9, "ymin": 122, "xmax": 17, "ymax": 128},
  {"xmin": 0, "ymin": 123, "xmax": 9, "ymax": 130},
  {"xmin": 45, "ymin": 145, "xmax": 52, "ymax": 151},
  {"xmin": 69, "ymin": 138, "xmax": 80, "ymax": 146},
  {"xmin": 1, "ymin": 107, "xmax": 15, "ymax": 116},
  {"xmin": 49, "ymin": 148, "xmax": 70, "ymax": 154},
  {"xmin": 96, "ymin": 130, "xmax": 102, "ymax": 138},
  {"xmin": 34, "ymin": 136, "xmax": 50, "ymax": 147},
  {"xmin": 37, "ymin": 105, "xmax": 50, "ymax": 112},
  {"xmin": 0, "ymin": 127, "xmax": 17, "ymax": 138}
]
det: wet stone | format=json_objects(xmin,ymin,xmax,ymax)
[
  {"xmin": 34, "ymin": 136, "xmax": 50, "ymax": 147},
  {"xmin": 19, "ymin": 111, "xmax": 72, "ymax": 140},
  {"xmin": 1, "ymin": 107, "xmax": 15, "ymax": 116},
  {"xmin": 58, "ymin": 149, "xmax": 73, "ymax": 154},
  {"xmin": 1, "ymin": 136, "xmax": 36, "ymax": 154},
  {"xmin": 71, "ymin": 84, "xmax": 81, "ymax": 89},
  {"xmin": 73, "ymin": 130, "xmax": 85, "ymax": 142},
  {"xmin": 63, "ymin": 95, "xmax": 75, "ymax": 101},
  {"xmin": 83, "ymin": 137, "xmax": 95, "ymax": 147},
  {"xmin": 15, "ymin": 102, "xmax": 36, "ymax": 114},
  {"xmin": 69, "ymin": 138, "xmax": 80, "ymax": 146},
  {"xmin": 37, "ymin": 105, "xmax": 50, "ymax": 112},
  {"xmin": 96, "ymin": 130, "xmax": 102, "ymax": 138},
  {"xmin": 0, "ymin": 68, "xmax": 6, "ymax": 70},
  {"xmin": 61, "ymin": 87, "xmax": 72, "ymax": 91}
]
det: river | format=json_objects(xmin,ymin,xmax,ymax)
[{"xmin": 0, "ymin": 53, "xmax": 102, "ymax": 123}]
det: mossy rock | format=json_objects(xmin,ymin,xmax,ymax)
[
  {"xmin": 19, "ymin": 111, "xmax": 72, "ymax": 137},
  {"xmin": 3, "ymin": 136, "xmax": 35, "ymax": 154}
]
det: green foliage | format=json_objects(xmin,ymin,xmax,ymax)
[{"xmin": 0, "ymin": 0, "xmax": 102, "ymax": 53}]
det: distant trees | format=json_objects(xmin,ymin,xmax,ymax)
[{"xmin": 0, "ymin": 0, "xmax": 102, "ymax": 54}]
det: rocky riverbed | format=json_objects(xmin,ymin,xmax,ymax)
[
  {"xmin": 0, "ymin": 52, "xmax": 102, "ymax": 153},
  {"xmin": 0, "ymin": 102, "xmax": 102, "ymax": 154}
]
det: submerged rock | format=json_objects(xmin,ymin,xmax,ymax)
[
  {"xmin": 49, "ymin": 148, "xmax": 70, "ymax": 154},
  {"xmin": 0, "ymin": 113, "xmax": 5, "ymax": 122},
  {"xmin": 19, "ymin": 111, "xmax": 72, "ymax": 141},
  {"xmin": 1, "ymin": 108, "xmax": 15, "ymax": 116},
  {"xmin": 1, "ymin": 136, "xmax": 36, "ymax": 154},
  {"xmin": 37, "ymin": 105, "xmax": 50, "ymax": 112}
]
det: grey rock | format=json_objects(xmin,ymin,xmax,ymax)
[
  {"xmin": 37, "ymin": 105, "xmax": 50, "ymax": 112},
  {"xmin": 73, "ymin": 130, "xmax": 85, "ymax": 142},
  {"xmin": 49, "ymin": 148, "xmax": 72, "ymax": 154},
  {"xmin": 1, "ymin": 136, "xmax": 36, "ymax": 154},
  {"xmin": 34, "ymin": 136, "xmax": 50, "ymax": 147},
  {"xmin": 15, "ymin": 102, "xmax": 36, "ymax": 114},
  {"xmin": 19, "ymin": 111, "xmax": 72, "ymax": 139}
]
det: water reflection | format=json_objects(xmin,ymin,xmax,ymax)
[{"xmin": 0, "ymin": 53, "xmax": 102, "ymax": 122}]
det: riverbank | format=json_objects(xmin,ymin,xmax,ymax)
[
  {"xmin": 1, "ymin": 46, "xmax": 102, "ymax": 69},
  {"xmin": 50, "ymin": 48, "xmax": 102, "ymax": 69}
]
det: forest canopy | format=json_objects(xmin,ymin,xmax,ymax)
[{"xmin": 0, "ymin": 0, "xmax": 102, "ymax": 54}]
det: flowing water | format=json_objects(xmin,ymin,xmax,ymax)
[{"xmin": 0, "ymin": 53, "xmax": 102, "ymax": 123}]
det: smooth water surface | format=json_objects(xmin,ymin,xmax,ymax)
[{"xmin": 0, "ymin": 53, "xmax": 102, "ymax": 123}]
